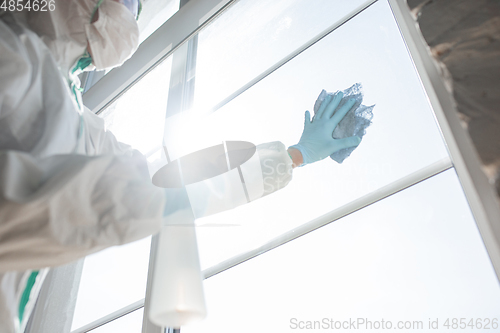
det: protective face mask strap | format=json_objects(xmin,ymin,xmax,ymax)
[
  {"xmin": 90, "ymin": 0, "xmax": 105, "ymax": 23},
  {"xmin": 71, "ymin": 52, "xmax": 93, "ymax": 75},
  {"xmin": 137, "ymin": 0, "xmax": 142, "ymax": 20},
  {"xmin": 18, "ymin": 271, "xmax": 39, "ymax": 326}
]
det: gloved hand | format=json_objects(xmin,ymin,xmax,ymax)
[{"xmin": 289, "ymin": 91, "xmax": 361, "ymax": 165}]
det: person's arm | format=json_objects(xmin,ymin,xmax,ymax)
[
  {"xmin": 0, "ymin": 18, "xmax": 165, "ymax": 273},
  {"xmin": 239, "ymin": 92, "xmax": 361, "ymax": 201},
  {"xmin": 289, "ymin": 91, "xmax": 361, "ymax": 165},
  {"xmin": 0, "ymin": 150, "xmax": 166, "ymax": 272},
  {"xmin": 287, "ymin": 147, "xmax": 303, "ymax": 168}
]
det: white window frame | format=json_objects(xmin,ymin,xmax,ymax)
[
  {"xmin": 82, "ymin": 0, "xmax": 236, "ymax": 115},
  {"xmin": 67, "ymin": 1, "xmax": 500, "ymax": 332}
]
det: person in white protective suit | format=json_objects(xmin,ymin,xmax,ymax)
[{"xmin": 0, "ymin": 0, "xmax": 361, "ymax": 332}]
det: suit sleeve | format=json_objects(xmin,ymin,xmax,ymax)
[{"xmin": 0, "ymin": 17, "xmax": 165, "ymax": 272}]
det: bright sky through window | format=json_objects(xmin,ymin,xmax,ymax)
[
  {"xmin": 183, "ymin": 170, "xmax": 500, "ymax": 332},
  {"xmin": 187, "ymin": 0, "xmax": 449, "ymax": 270},
  {"xmin": 71, "ymin": 0, "xmax": 499, "ymax": 331},
  {"xmin": 193, "ymin": 0, "xmax": 368, "ymax": 112},
  {"xmin": 71, "ymin": 238, "xmax": 151, "ymax": 331}
]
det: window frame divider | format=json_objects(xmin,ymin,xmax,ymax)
[{"xmin": 201, "ymin": 157, "xmax": 453, "ymax": 279}]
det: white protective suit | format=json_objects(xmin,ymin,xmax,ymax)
[{"xmin": 0, "ymin": 2, "xmax": 293, "ymax": 332}]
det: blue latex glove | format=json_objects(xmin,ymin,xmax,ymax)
[{"xmin": 290, "ymin": 91, "xmax": 361, "ymax": 165}]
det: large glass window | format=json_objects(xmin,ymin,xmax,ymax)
[
  {"xmin": 183, "ymin": 170, "xmax": 500, "ymax": 332},
  {"xmin": 72, "ymin": 0, "xmax": 499, "ymax": 331},
  {"xmin": 168, "ymin": 0, "xmax": 450, "ymax": 270},
  {"xmin": 193, "ymin": 0, "xmax": 369, "ymax": 111},
  {"xmin": 71, "ymin": 238, "xmax": 150, "ymax": 331}
]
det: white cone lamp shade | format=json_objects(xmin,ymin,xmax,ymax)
[{"xmin": 149, "ymin": 187, "xmax": 207, "ymax": 327}]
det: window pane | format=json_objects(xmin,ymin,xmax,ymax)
[
  {"xmin": 194, "ymin": 0, "xmax": 369, "ymax": 111},
  {"xmin": 100, "ymin": 55, "xmax": 173, "ymax": 158},
  {"xmin": 183, "ymin": 169, "xmax": 500, "ymax": 332},
  {"xmin": 88, "ymin": 308, "xmax": 144, "ymax": 333},
  {"xmin": 71, "ymin": 238, "xmax": 151, "ymax": 331},
  {"xmin": 176, "ymin": 0, "xmax": 450, "ymax": 269}
]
